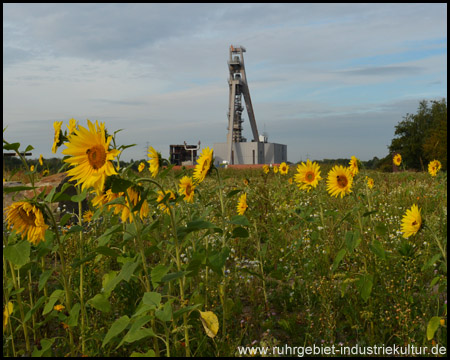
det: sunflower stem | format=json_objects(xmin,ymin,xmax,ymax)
[
  {"xmin": 76, "ymin": 185, "xmax": 86, "ymax": 355},
  {"xmin": 44, "ymin": 203, "xmax": 76, "ymax": 356},
  {"xmin": 7, "ymin": 260, "xmax": 31, "ymax": 353}
]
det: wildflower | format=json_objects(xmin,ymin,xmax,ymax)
[
  {"xmin": 393, "ymin": 153, "xmax": 402, "ymax": 167},
  {"xmin": 147, "ymin": 146, "xmax": 161, "ymax": 177},
  {"xmin": 243, "ymin": 178, "xmax": 250, "ymax": 186},
  {"xmin": 83, "ymin": 210, "xmax": 94, "ymax": 223},
  {"xmin": 138, "ymin": 162, "xmax": 146, "ymax": 173},
  {"xmin": 428, "ymin": 160, "xmax": 442, "ymax": 177},
  {"xmin": 400, "ymin": 204, "xmax": 422, "ymax": 238},
  {"xmin": 326, "ymin": 165, "xmax": 353, "ymax": 198},
  {"xmin": 348, "ymin": 156, "xmax": 359, "ymax": 176},
  {"xmin": 263, "ymin": 164, "xmax": 270, "ymax": 174},
  {"xmin": 157, "ymin": 190, "xmax": 176, "ymax": 214},
  {"xmin": 237, "ymin": 193, "xmax": 248, "ymax": 215},
  {"xmin": 54, "ymin": 304, "xmax": 65, "ymax": 312},
  {"xmin": 3, "ymin": 302, "xmax": 13, "ymax": 333},
  {"xmin": 279, "ymin": 162, "xmax": 289, "ymax": 175},
  {"xmin": 39, "ymin": 154, "xmax": 44, "ymax": 166},
  {"xmin": 178, "ymin": 176, "xmax": 196, "ymax": 203},
  {"xmin": 5, "ymin": 201, "xmax": 49, "ymax": 245},
  {"xmin": 294, "ymin": 159, "xmax": 322, "ymax": 192},
  {"xmin": 52, "ymin": 121, "xmax": 63, "ymax": 153},
  {"xmin": 67, "ymin": 118, "xmax": 77, "ymax": 135},
  {"xmin": 365, "ymin": 176, "xmax": 374, "ymax": 189},
  {"xmin": 193, "ymin": 147, "xmax": 213, "ymax": 183},
  {"xmin": 62, "ymin": 119, "xmax": 120, "ymax": 194},
  {"xmin": 30, "ymin": 165, "xmax": 35, "ymax": 172}
]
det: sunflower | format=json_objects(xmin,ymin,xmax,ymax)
[
  {"xmin": 294, "ymin": 159, "xmax": 322, "ymax": 192},
  {"xmin": 5, "ymin": 201, "xmax": 49, "ymax": 245},
  {"xmin": 178, "ymin": 176, "xmax": 196, "ymax": 203},
  {"xmin": 263, "ymin": 165, "xmax": 270, "ymax": 174},
  {"xmin": 193, "ymin": 147, "xmax": 213, "ymax": 183},
  {"xmin": 237, "ymin": 193, "xmax": 248, "ymax": 215},
  {"xmin": 393, "ymin": 153, "xmax": 402, "ymax": 167},
  {"xmin": 400, "ymin": 204, "xmax": 422, "ymax": 238},
  {"xmin": 326, "ymin": 165, "xmax": 353, "ymax": 198},
  {"xmin": 138, "ymin": 162, "xmax": 146, "ymax": 173},
  {"xmin": 120, "ymin": 187, "xmax": 149, "ymax": 223},
  {"xmin": 82, "ymin": 210, "xmax": 94, "ymax": 223},
  {"xmin": 279, "ymin": 162, "xmax": 289, "ymax": 175},
  {"xmin": 157, "ymin": 190, "xmax": 176, "ymax": 214},
  {"xmin": 428, "ymin": 160, "xmax": 442, "ymax": 177},
  {"xmin": 52, "ymin": 121, "xmax": 64, "ymax": 153},
  {"xmin": 273, "ymin": 165, "xmax": 279, "ymax": 174},
  {"xmin": 348, "ymin": 156, "xmax": 359, "ymax": 176},
  {"xmin": 39, "ymin": 154, "xmax": 44, "ymax": 166},
  {"xmin": 365, "ymin": 176, "xmax": 374, "ymax": 189},
  {"xmin": 62, "ymin": 119, "xmax": 120, "ymax": 194},
  {"xmin": 147, "ymin": 146, "xmax": 161, "ymax": 177},
  {"xmin": 67, "ymin": 118, "xmax": 78, "ymax": 135}
]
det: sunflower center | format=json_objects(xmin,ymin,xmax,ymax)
[
  {"xmin": 186, "ymin": 184, "xmax": 192, "ymax": 196},
  {"xmin": 305, "ymin": 171, "xmax": 315, "ymax": 182},
  {"xmin": 18, "ymin": 207, "xmax": 36, "ymax": 226},
  {"xmin": 412, "ymin": 221, "xmax": 417, "ymax": 226},
  {"xmin": 86, "ymin": 145, "xmax": 106, "ymax": 170},
  {"xmin": 336, "ymin": 175, "xmax": 348, "ymax": 188}
]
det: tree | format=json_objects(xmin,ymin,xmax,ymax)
[{"xmin": 388, "ymin": 99, "xmax": 447, "ymax": 171}]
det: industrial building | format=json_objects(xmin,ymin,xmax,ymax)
[{"xmin": 214, "ymin": 45, "xmax": 287, "ymax": 165}]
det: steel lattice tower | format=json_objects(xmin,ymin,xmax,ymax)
[{"xmin": 226, "ymin": 45, "xmax": 259, "ymax": 164}]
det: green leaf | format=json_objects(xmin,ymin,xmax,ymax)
[
  {"xmin": 119, "ymin": 260, "xmax": 140, "ymax": 282},
  {"xmin": 207, "ymin": 247, "xmax": 230, "ymax": 275},
  {"xmin": 38, "ymin": 270, "xmax": 53, "ymax": 291},
  {"xmin": 4, "ymin": 240, "xmax": 31, "ymax": 268},
  {"xmin": 142, "ymin": 292, "xmax": 161, "ymax": 309},
  {"xmin": 160, "ymin": 271, "xmax": 187, "ymax": 283},
  {"xmin": 151, "ymin": 265, "xmax": 170, "ymax": 288},
  {"xmin": 116, "ymin": 315, "xmax": 154, "ymax": 348},
  {"xmin": 356, "ymin": 274, "xmax": 373, "ymax": 302},
  {"xmin": 374, "ymin": 223, "xmax": 388, "ymax": 237},
  {"xmin": 370, "ymin": 240, "xmax": 387, "ymax": 260},
  {"xmin": 111, "ymin": 178, "xmax": 134, "ymax": 193},
  {"xmin": 95, "ymin": 246, "xmax": 120, "ymax": 258},
  {"xmin": 427, "ymin": 316, "xmax": 441, "ymax": 340},
  {"xmin": 24, "ymin": 296, "xmax": 46, "ymax": 323},
  {"xmin": 71, "ymin": 188, "xmax": 88, "ymax": 202},
  {"xmin": 156, "ymin": 302, "xmax": 173, "ymax": 322},
  {"xmin": 32, "ymin": 338, "xmax": 54, "ymax": 357},
  {"xmin": 3, "ymin": 185, "xmax": 36, "ymax": 194},
  {"xmin": 345, "ymin": 230, "xmax": 360, "ymax": 253},
  {"xmin": 42, "ymin": 289, "xmax": 65, "ymax": 315},
  {"xmin": 422, "ymin": 254, "xmax": 442, "ymax": 271},
  {"xmin": 67, "ymin": 303, "xmax": 81, "ymax": 327},
  {"xmin": 130, "ymin": 350, "xmax": 156, "ymax": 357},
  {"xmin": 24, "ymin": 144, "xmax": 34, "ymax": 152},
  {"xmin": 102, "ymin": 315, "xmax": 130, "ymax": 348},
  {"xmin": 227, "ymin": 189, "xmax": 241, "ymax": 198},
  {"xmin": 232, "ymin": 226, "xmax": 249, "ymax": 238},
  {"xmin": 331, "ymin": 248, "xmax": 346, "ymax": 273},
  {"xmin": 3, "ymin": 142, "xmax": 21, "ymax": 151},
  {"xmin": 87, "ymin": 294, "xmax": 111, "ymax": 313},
  {"xmin": 230, "ymin": 215, "xmax": 250, "ymax": 226},
  {"xmin": 102, "ymin": 271, "xmax": 121, "ymax": 297}
]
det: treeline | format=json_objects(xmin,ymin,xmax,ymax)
[
  {"xmin": 387, "ymin": 98, "xmax": 447, "ymax": 171},
  {"xmin": 4, "ymin": 99, "xmax": 446, "ymax": 175}
]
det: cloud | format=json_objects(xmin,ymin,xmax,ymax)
[{"xmin": 3, "ymin": 3, "xmax": 447, "ymax": 163}]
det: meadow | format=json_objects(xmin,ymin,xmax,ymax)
[{"xmin": 3, "ymin": 123, "xmax": 447, "ymax": 357}]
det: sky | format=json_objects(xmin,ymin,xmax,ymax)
[{"xmin": 3, "ymin": 3, "xmax": 447, "ymax": 163}]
